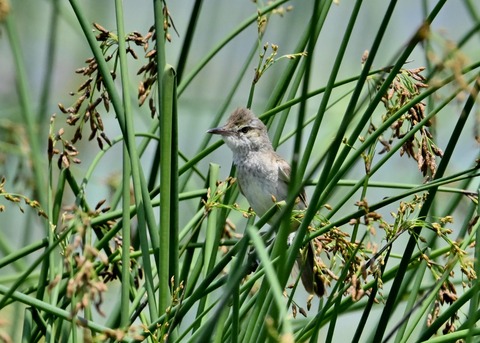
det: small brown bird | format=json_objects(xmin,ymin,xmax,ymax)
[{"xmin": 208, "ymin": 108, "xmax": 324, "ymax": 296}]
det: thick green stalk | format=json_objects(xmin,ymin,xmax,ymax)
[
  {"xmin": 114, "ymin": 0, "xmax": 160, "ymax": 320},
  {"xmin": 157, "ymin": 65, "xmax": 178, "ymax": 313},
  {"xmin": 193, "ymin": 164, "xmax": 220, "ymax": 332},
  {"xmin": 114, "ymin": 3, "xmax": 131, "ymax": 325},
  {"xmin": 169, "ymin": 78, "xmax": 180, "ymax": 290},
  {"xmin": 120, "ymin": 144, "xmax": 131, "ymax": 327},
  {"xmin": 153, "ymin": 0, "xmax": 172, "ymax": 317}
]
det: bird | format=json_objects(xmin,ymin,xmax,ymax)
[{"xmin": 207, "ymin": 107, "xmax": 324, "ymax": 296}]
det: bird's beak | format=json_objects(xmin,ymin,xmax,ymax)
[{"xmin": 207, "ymin": 126, "xmax": 232, "ymax": 136}]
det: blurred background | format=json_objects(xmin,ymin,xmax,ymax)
[{"xmin": 0, "ymin": 0, "xmax": 479, "ymax": 341}]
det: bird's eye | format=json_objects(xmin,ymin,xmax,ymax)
[{"xmin": 239, "ymin": 127, "xmax": 251, "ymax": 134}]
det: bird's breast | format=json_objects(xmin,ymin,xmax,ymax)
[{"xmin": 235, "ymin": 156, "xmax": 286, "ymax": 218}]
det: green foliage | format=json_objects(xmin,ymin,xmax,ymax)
[{"xmin": 0, "ymin": 0, "xmax": 479, "ymax": 342}]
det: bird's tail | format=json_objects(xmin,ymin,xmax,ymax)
[{"xmin": 296, "ymin": 240, "xmax": 325, "ymax": 297}]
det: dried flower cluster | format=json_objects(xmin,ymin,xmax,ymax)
[
  {"xmin": 201, "ymin": 177, "xmax": 247, "ymax": 254},
  {"xmin": 253, "ymin": 42, "xmax": 307, "ymax": 84},
  {"xmin": 65, "ymin": 251, "xmax": 108, "ymax": 316},
  {"xmin": 350, "ymin": 192, "xmax": 474, "ymax": 336},
  {"xmin": 313, "ymin": 193, "xmax": 468, "ymax": 310},
  {"xmin": 428, "ymin": 39, "xmax": 471, "ymax": 101},
  {"xmin": 257, "ymin": 4, "xmax": 294, "ymax": 34},
  {"xmin": 136, "ymin": 2, "xmax": 178, "ymax": 117},
  {"xmin": 49, "ymin": 2, "xmax": 178, "ymax": 166},
  {"xmin": 50, "ymin": 23, "xmax": 119, "ymax": 169},
  {"xmin": 427, "ymin": 280, "xmax": 459, "ymax": 335},
  {"xmin": 52, "ymin": 15, "xmax": 175, "ymax": 167},
  {"xmin": 48, "ymin": 123, "xmax": 82, "ymax": 169},
  {"xmin": 56, "ymin": 23, "xmax": 116, "ymax": 151},
  {"xmin": 314, "ymin": 226, "xmax": 366, "ymax": 299},
  {"xmin": 271, "ymin": 5, "xmax": 294, "ymax": 17},
  {"xmin": 0, "ymin": 176, "xmax": 47, "ymax": 218},
  {"xmin": 376, "ymin": 67, "xmax": 443, "ymax": 176},
  {"xmin": 135, "ymin": 26, "xmax": 159, "ymax": 116},
  {"xmin": 58, "ymin": 202, "xmax": 118, "ymax": 317},
  {"xmin": 162, "ymin": 1, "xmax": 178, "ymax": 43}
]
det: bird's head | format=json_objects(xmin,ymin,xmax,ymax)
[{"xmin": 207, "ymin": 108, "xmax": 272, "ymax": 154}]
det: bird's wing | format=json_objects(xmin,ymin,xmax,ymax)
[
  {"xmin": 235, "ymin": 176, "xmax": 244, "ymax": 196},
  {"xmin": 276, "ymin": 156, "xmax": 308, "ymax": 208}
]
